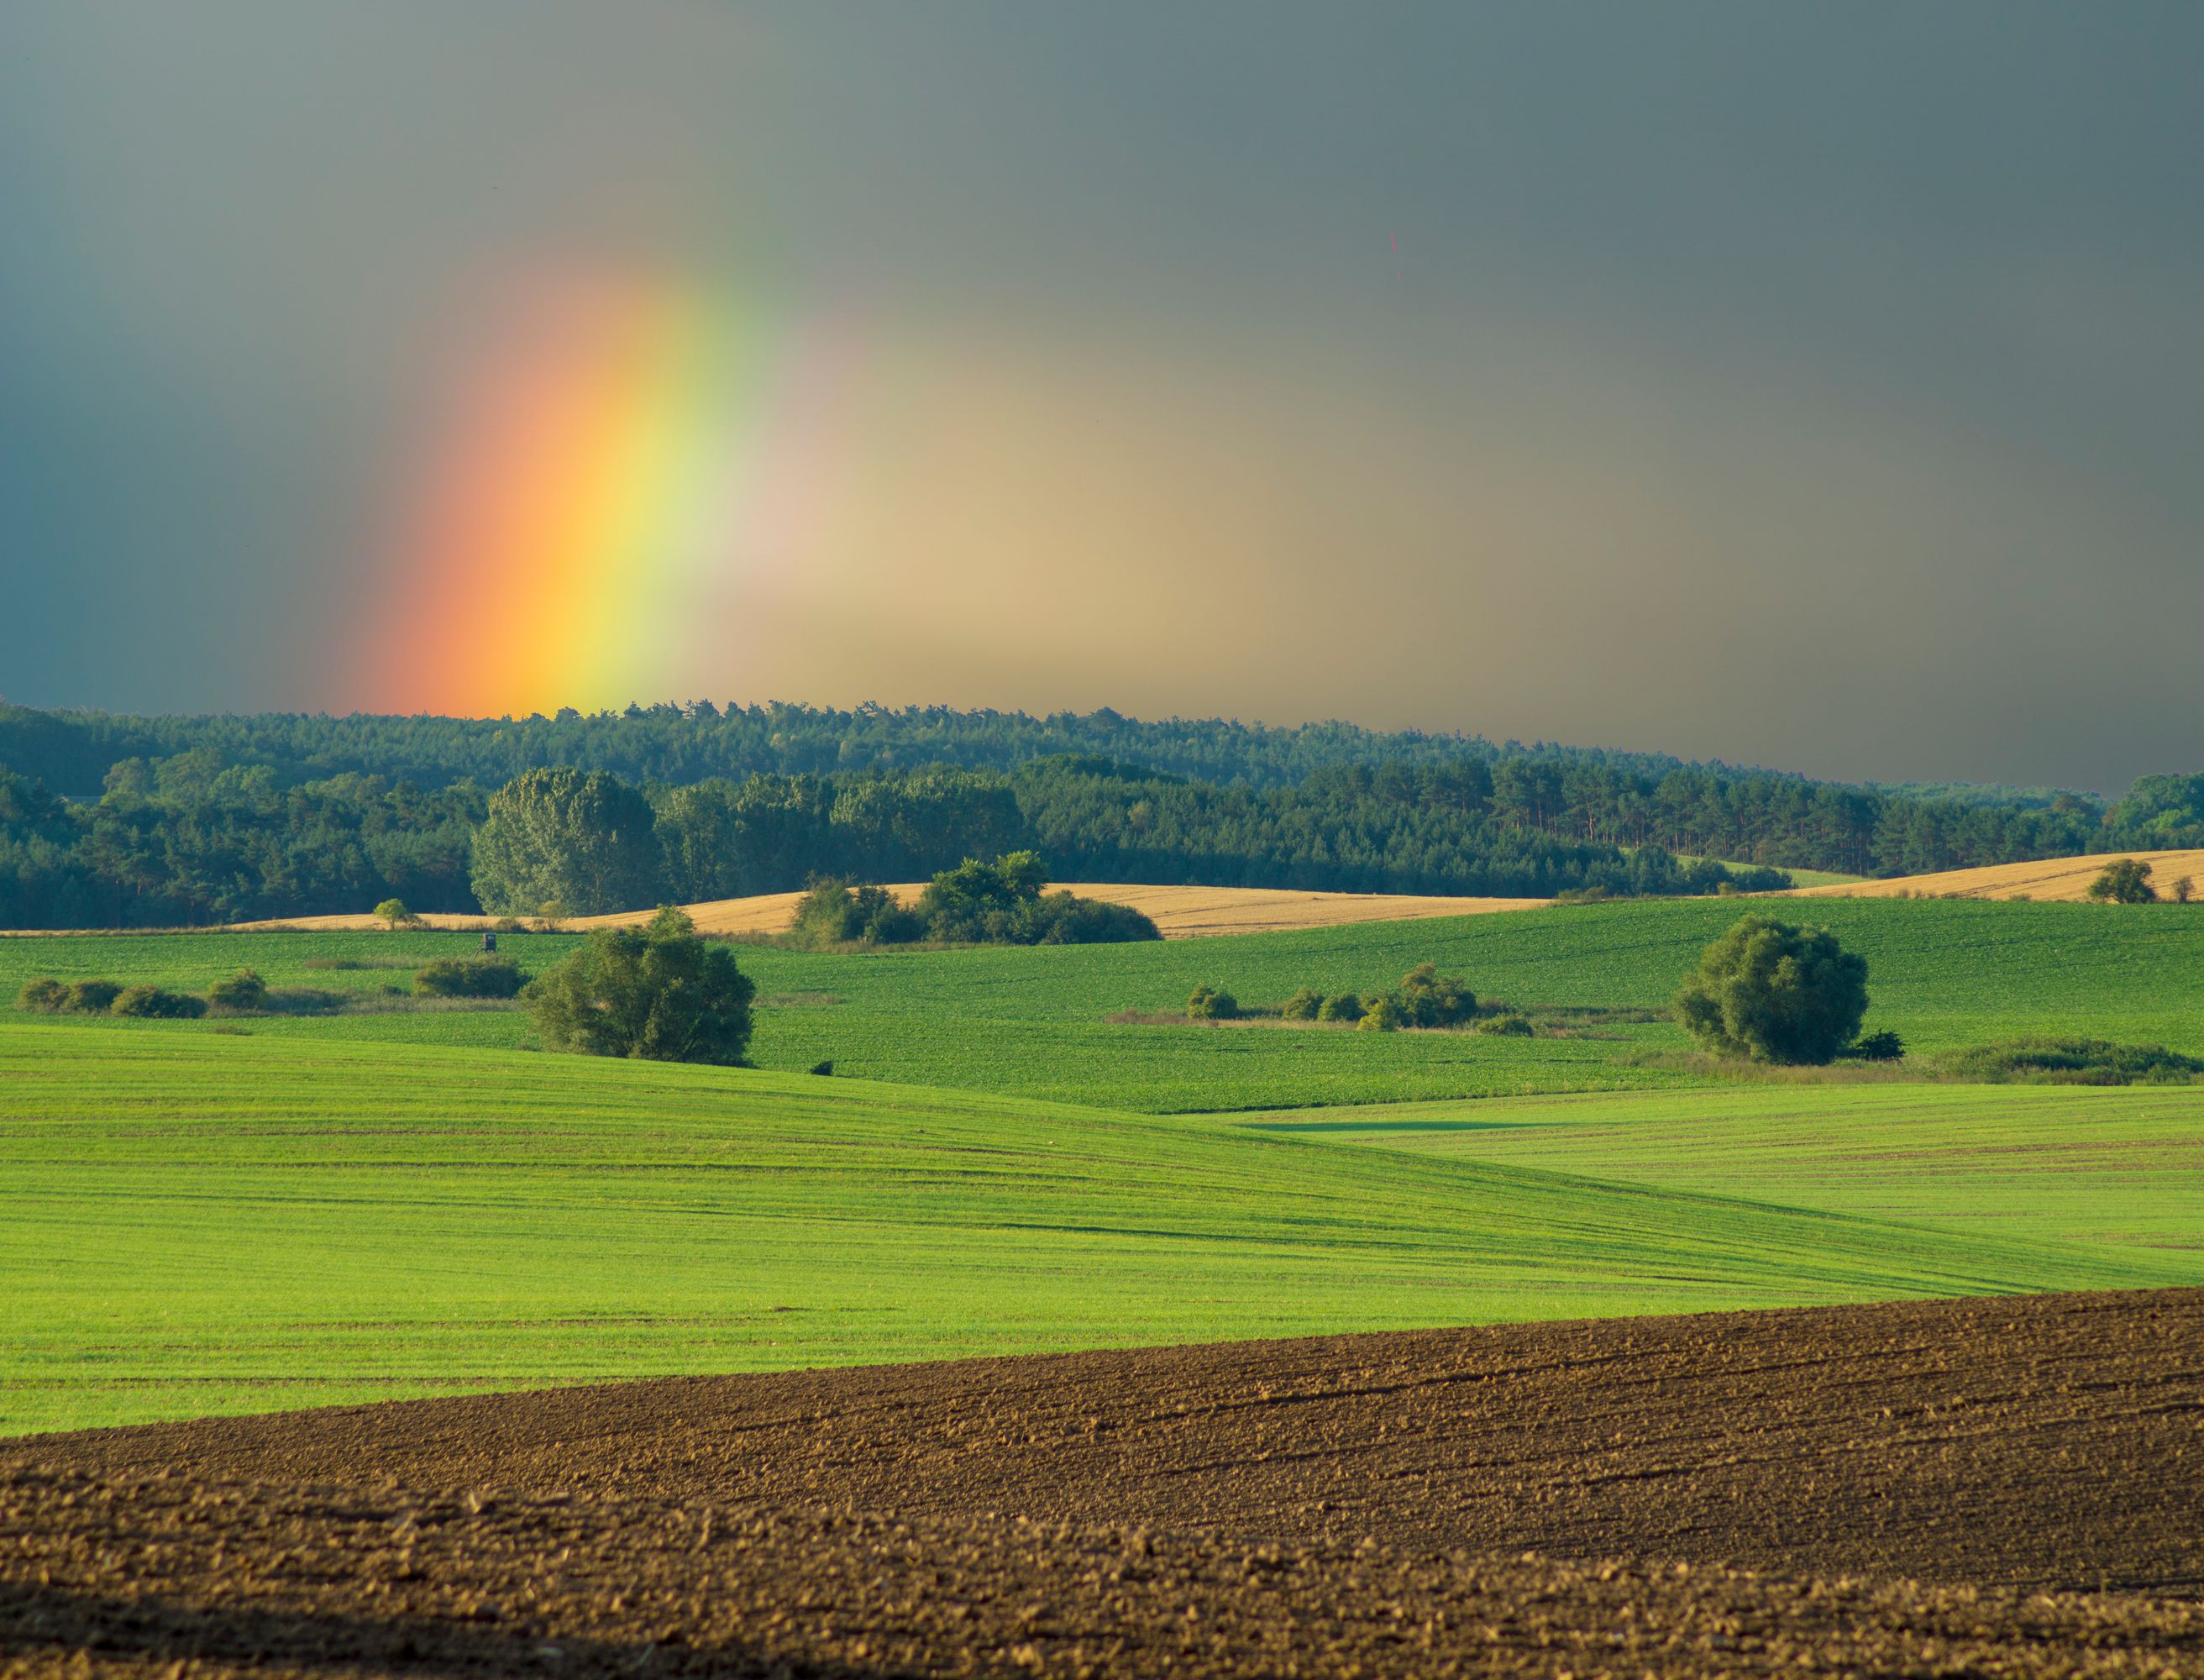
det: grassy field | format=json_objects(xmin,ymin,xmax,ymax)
[
  {"xmin": 1249, "ymin": 1084, "xmax": 2204, "ymax": 1254},
  {"xmin": 2, "ymin": 1021, "xmax": 2183, "ymax": 1436},
  {"xmin": 8, "ymin": 897, "xmax": 2204, "ymax": 1112}
]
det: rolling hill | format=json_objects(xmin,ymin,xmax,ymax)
[{"xmin": 1787, "ymin": 848, "xmax": 2204, "ymax": 902}]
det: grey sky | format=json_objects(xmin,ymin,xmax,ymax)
[{"xmin": 2, "ymin": 3, "xmax": 2199, "ymax": 790}]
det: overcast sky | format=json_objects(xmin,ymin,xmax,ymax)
[{"xmin": 3, "ymin": 3, "xmax": 2199, "ymax": 790}]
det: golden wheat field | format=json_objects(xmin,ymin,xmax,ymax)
[
  {"xmin": 1785, "ymin": 848, "xmax": 2204, "ymax": 903},
  {"xmin": 585, "ymin": 882, "xmax": 1547, "ymax": 938},
  {"xmin": 225, "ymin": 884, "xmax": 1545, "ymax": 939}
]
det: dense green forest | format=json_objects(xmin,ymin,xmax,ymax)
[
  {"xmin": 1, "ymin": 704, "xmax": 2198, "ymax": 928},
  {"xmin": 0, "ymin": 701, "xmax": 1721, "ymax": 794}
]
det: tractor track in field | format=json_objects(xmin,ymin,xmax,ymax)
[{"xmin": 4, "ymin": 1288, "xmax": 2201, "ymax": 1677}]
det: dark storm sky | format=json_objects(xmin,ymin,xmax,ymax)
[{"xmin": 2, "ymin": 4, "xmax": 2200, "ymax": 790}]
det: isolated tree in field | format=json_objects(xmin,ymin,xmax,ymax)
[
  {"xmin": 372, "ymin": 898, "xmax": 418, "ymax": 929},
  {"xmin": 470, "ymin": 768, "xmax": 664, "ymax": 918},
  {"xmin": 1673, "ymin": 914, "xmax": 1869, "ymax": 1065},
  {"xmin": 2086, "ymin": 858, "xmax": 2157, "ymax": 904},
  {"xmin": 522, "ymin": 906, "xmax": 754, "ymax": 1064}
]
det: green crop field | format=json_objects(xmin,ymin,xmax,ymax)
[
  {"xmin": 8, "ymin": 897, "xmax": 2204, "ymax": 1111},
  {"xmin": 6, "ymin": 895, "xmax": 2203, "ymax": 1436},
  {"xmin": 1246, "ymin": 1084, "xmax": 2204, "ymax": 1253},
  {"xmin": 2, "ymin": 1021, "xmax": 2186, "ymax": 1436}
]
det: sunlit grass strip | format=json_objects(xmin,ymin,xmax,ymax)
[{"xmin": 0, "ymin": 1022, "xmax": 2172, "ymax": 1436}]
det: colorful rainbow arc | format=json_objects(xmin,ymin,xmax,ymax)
[{"xmin": 355, "ymin": 281, "xmax": 847, "ymax": 718}]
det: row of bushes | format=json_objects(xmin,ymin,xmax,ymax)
[
  {"xmin": 1178, "ymin": 927, "xmax": 1913, "ymax": 1062},
  {"xmin": 1928, "ymin": 1037, "xmax": 2196, "ymax": 1084},
  {"xmin": 1186, "ymin": 964, "xmax": 1508, "ymax": 1034},
  {"xmin": 412, "ymin": 956, "xmax": 526, "ymax": 998},
  {"xmin": 16, "ymin": 954, "xmax": 529, "ymax": 1021},
  {"xmin": 18, "ymin": 975, "xmax": 217, "ymax": 1019}
]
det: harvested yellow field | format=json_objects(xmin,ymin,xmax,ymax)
[
  {"xmin": 590, "ymin": 882, "xmax": 1545, "ymax": 940},
  {"xmin": 1030, "ymin": 883, "xmax": 1542, "ymax": 937},
  {"xmin": 226, "ymin": 884, "xmax": 1544, "ymax": 939},
  {"xmin": 1786, "ymin": 848, "xmax": 2204, "ymax": 903},
  {"xmin": 218, "ymin": 911, "xmax": 513, "ymax": 934}
]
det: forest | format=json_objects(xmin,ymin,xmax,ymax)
[{"xmin": 0, "ymin": 704, "xmax": 2198, "ymax": 928}]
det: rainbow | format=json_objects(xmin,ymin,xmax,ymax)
[{"xmin": 353, "ymin": 277, "xmax": 850, "ymax": 717}]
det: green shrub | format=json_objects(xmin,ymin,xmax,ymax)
[
  {"xmin": 2085, "ymin": 858, "xmax": 2157, "ymax": 904},
  {"xmin": 790, "ymin": 881, "xmax": 926, "ymax": 947},
  {"xmin": 1476, "ymin": 1012, "xmax": 1534, "ymax": 1037},
  {"xmin": 110, "ymin": 984, "xmax": 207, "ymax": 1019},
  {"xmin": 206, "ymin": 969, "xmax": 269, "ymax": 1012},
  {"xmin": 790, "ymin": 879, "xmax": 866, "ymax": 945},
  {"xmin": 1930, "ymin": 1037, "xmax": 2199, "ymax": 1085},
  {"xmin": 15, "ymin": 978, "xmax": 69, "ymax": 1013},
  {"xmin": 1848, "ymin": 1029, "xmax": 1906, "ymax": 1061},
  {"xmin": 1392, "ymin": 963, "xmax": 1477, "ymax": 1027},
  {"xmin": 1317, "ymin": 992, "xmax": 1364, "ymax": 1023},
  {"xmin": 794, "ymin": 860, "xmax": 1160, "ymax": 949},
  {"xmin": 1017, "ymin": 892, "xmax": 1160, "ymax": 945},
  {"xmin": 1187, "ymin": 984, "xmax": 1240, "ymax": 1021},
  {"xmin": 1280, "ymin": 988, "xmax": 1325, "ymax": 1022},
  {"xmin": 522, "ymin": 906, "xmax": 754, "ymax": 1065},
  {"xmin": 371, "ymin": 897, "xmax": 419, "ymax": 929},
  {"xmin": 65, "ymin": 979, "xmax": 124, "ymax": 1014},
  {"xmin": 1357, "ymin": 995, "xmax": 1404, "ymax": 1032},
  {"xmin": 1673, "ymin": 914, "xmax": 1869, "ymax": 1065},
  {"xmin": 917, "ymin": 854, "xmax": 1160, "ymax": 947},
  {"xmin": 414, "ymin": 957, "xmax": 526, "ymax": 999}
]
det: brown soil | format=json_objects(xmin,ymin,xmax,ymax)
[{"xmin": 5, "ymin": 1289, "xmax": 2201, "ymax": 1677}]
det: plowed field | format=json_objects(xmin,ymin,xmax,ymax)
[{"xmin": 7, "ymin": 1289, "xmax": 2199, "ymax": 1677}]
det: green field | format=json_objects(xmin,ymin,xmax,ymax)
[
  {"xmin": 1248, "ymin": 1083, "xmax": 2204, "ymax": 1252},
  {"xmin": 8, "ymin": 897, "xmax": 2203, "ymax": 1111},
  {"xmin": 4, "ymin": 895, "xmax": 2202, "ymax": 1436},
  {"xmin": 4, "ymin": 1021, "xmax": 2191, "ymax": 1436}
]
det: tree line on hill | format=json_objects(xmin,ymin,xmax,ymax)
[
  {"xmin": 466, "ymin": 761, "xmax": 1783, "ymax": 919},
  {"xmin": 2, "ymin": 703, "xmax": 2201, "ymax": 928},
  {"xmin": 0, "ymin": 701, "xmax": 1746, "ymax": 795},
  {"xmin": 0, "ymin": 751, "xmax": 480, "ymax": 928}
]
